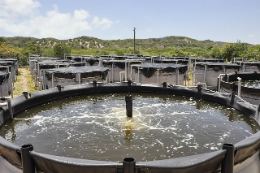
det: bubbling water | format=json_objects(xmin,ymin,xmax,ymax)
[
  {"xmin": 0, "ymin": 93, "xmax": 259, "ymax": 161},
  {"xmin": 241, "ymin": 80, "xmax": 260, "ymax": 89}
]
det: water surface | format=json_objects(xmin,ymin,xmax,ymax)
[{"xmin": 0, "ymin": 93, "xmax": 258, "ymax": 161}]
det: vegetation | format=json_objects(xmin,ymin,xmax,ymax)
[
  {"xmin": 13, "ymin": 68, "xmax": 38, "ymax": 97},
  {"xmin": 0, "ymin": 36, "xmax": 259, "ymax": 66},
  {"xmin": 4, "ymin": 36, "xmax": 225, "ymax": 49},
  {"xmin": 53, "ymin": 43, "xmax": 71, "ymax": 58}
]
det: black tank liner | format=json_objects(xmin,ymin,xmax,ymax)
[
  {"xmin": 191, "ymin": 58, "xmax": 225, "ymax": 63},
  {"xmin": 0, "ymin": 58, "xmax": 18, "ymax": 63},
  {"xmin": 196, "ymin": 62, "xmax": 241, "ymax": 72},
  {"xmin": 154, "ymin": 59, "xmax": 189, "ymax": 65},
  {"xmin": 30, "ymin": 57, "xmax": 60, "ymax": 61},
  {"xmin": 44, "ymin": 66, "xmax": 109, "ymax": 80},
  {"xmin": 0, "ymin": 71, "xmax": 9, "ymax": 85},
  {"xmin": 0, "ymin": 61, "xmax": 15, "ymax": 66},
  {"xmin": 103, "ymin": 60, "xmax": 143, "ymax": 69},
  {"xmin": 85, "ymin": 57, "xmax": 100, "ymax": 66},
  {"xmin": 169, "ymin": 57, "xmax": 189, "ymax": 60},
  {"xmin": 133, "ymin": 63, "xmax": 188, "ymax": 78}
]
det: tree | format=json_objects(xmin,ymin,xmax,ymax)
[
  {"xmin": 0, "ymin": 37, "xmax": 6, "ymax": 43},
  {"xmin": 17, "ymin": 43, "xmax": 42, "ymax": 66},
  {"xmin": 0, "ymin": 42, "xmax": 15, "ymax": 58},
  {"xmin": 209, "ymin": 47, "xmax": 221, "ymax": 58},
  {"xmin": 221, "ymin": 43, "xmax": 236, "ymax": 61},
  {"xmin": 53, "ymin": 43, "xmax": 71, "ymax": 58},
  {"xmin": 221, "ymin": 41, "xmax": 249, "ymax": 61}
]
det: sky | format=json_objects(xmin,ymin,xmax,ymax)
[{"xmin": 0, "ymin": 0, "xmax": 259, "ymax": 44}]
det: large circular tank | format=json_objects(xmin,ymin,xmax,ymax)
[{"xmin": 1, "ymin": 83, "xmax": 260, "ymax": 173}]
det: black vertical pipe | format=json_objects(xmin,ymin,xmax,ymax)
[
  {"xmin": 21, "ymin": 144, "xmax": 35, "ymax": 173},
  {"xmin": 232, "ymin": 83, "xmax": 236, "ymax": 92},
  {"xmin": 127, "ymin": 80, "xmax": 132, "ymax": 87},
  {"xmin": 221, "ymin": 144, "xmax": 234, "ymax": 173},
  {"xmin": 133, "ymin": 27, "xmax": 136, "ymax": 55},
  {"xmin": 230, "ymin": 91, "xmax": 235, "ymax": 105},
  {"xmin": 217, "ymin": 77, "xmax": 220, "ymax": 92},
  {"xmin": 197, "ymin": 84, "xmax": 202, "ymax": 93},
  {"xmin": 125, "ymin": 95, "xmax": 133, "ymax": 117},
  {"xmin": 22, "ymin": 92, "xmax": 29, "ymax": 100},
  {"xmin": 7, "ymin": 99, "xmax": 13, "ymax": 120},
  {"xmin": 123, "ymin": 157, "xmax": 135, "ymax": 173},
  {"xmin": 56, "ymin": 85, "xmax": 64, "ymax": 92},
  {"xmin": 163, "ymin": 82, "xmax": 167, "ymax": 88},
  {"xmin": 224, "ymin": 74, "xmax": 227, "ymax": 82},
  {"xmin": 93, "ymin": 80, "xmax": 97, "ymax": 87}
]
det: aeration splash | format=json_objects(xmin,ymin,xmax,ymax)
[{"xmin": 0, "ymin": 93, "xmax": 258, "ymax": 162}]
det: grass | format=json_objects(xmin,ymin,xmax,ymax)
[
  {"xmin": 13, "ymin": 68, "xmax": 38, "ymax": 97},
  {"xmin": 187, "ymin": 72, "xmax": 194, "ymax": 86}
]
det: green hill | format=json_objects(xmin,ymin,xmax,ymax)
[{"xmin": 4, "ymin": 36, "xmax": 226, "ymax": 49}]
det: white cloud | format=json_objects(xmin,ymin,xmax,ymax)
[
  {"xmin": 0, "ymin": 0, "xmax": 118, "ymax": 39},
  {"xmin": 74, "ymin": 10, "xmax": 90, "ymax": 21},
  {"xmin": 92, "ymin": 16, "xmax": 119, "ymax": 30},
  {"xmin": 0, "ymin": 0, "xmax": 40, "ymax": 18},
  {"xmin": 248, "ymin": 34, "xmax": 255, "ymax": 38}
]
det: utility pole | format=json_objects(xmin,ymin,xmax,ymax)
[{"xmin": 133, "ymin": 27, "xmax": 136, "ymax": 55}]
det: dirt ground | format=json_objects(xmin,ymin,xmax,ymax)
[{"xmin": 13, "ymin": 67, "xmax": 38, "ymax": 98}]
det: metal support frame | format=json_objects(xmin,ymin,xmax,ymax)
[
  {"xmin": 237, "ymin": 77, "xmax": 241, "ymax": 97},
  {"xmin": 112, "ymin": 63, "xmax": 114, "ymax": 82},
  {"xmin": 157, "ymin": 69, "xmax": 159, "ymax": 84},
  {"xmin": 10, "ymin": 74, "xmax": 13, "ymax": 98},
  {"xmin": 138, "ymin": 67, "xmax": 140, "ymax": 83},
  {"xmin": 125, "ymin": 61, "xmax": 127, "ymax": 81},
  {"xmin": 217, "ymin": 74, "xmax": 226, "ymax": 92},
  {"xmin": 185, "ymin": 71, "xmax": 187, "ymax": 86},
  {"xmin": 78, "ymin": 73, "xmax": 81, "ymax": 84},
  {"xmin": 38, "ymin": 82, "xmax": 42, "ymax": 91},
  {"xmin": 204, "ymin": 65, "xmax": 207, "ymax": 83},
  {"xmin": 37, "ymin": 63, "xmax": 40, "ymax": 77},
  {"xmin": 176, "ymin": 68, "xmax": 179, "ymax": 85},
  {"xmin": 52, "ymin": 73, "xmax": 54, "ymax": 88}
]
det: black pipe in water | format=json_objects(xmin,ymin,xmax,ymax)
[{"xmin": 125, "ymin": 95, "xmax": 133, "ymax": 118}]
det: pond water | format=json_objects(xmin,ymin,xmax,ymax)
[{"xmin": 0, "ymin": 93, "xmax": 258, "ymax": 161}]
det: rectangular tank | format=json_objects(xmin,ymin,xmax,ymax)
[
  {"xmin": 194, "ymin": 62, "xmax": 241, "ymax": 89},
  {"xmin": 132, "ymin": 63, "xmax": 188, "ymax": 85}
]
